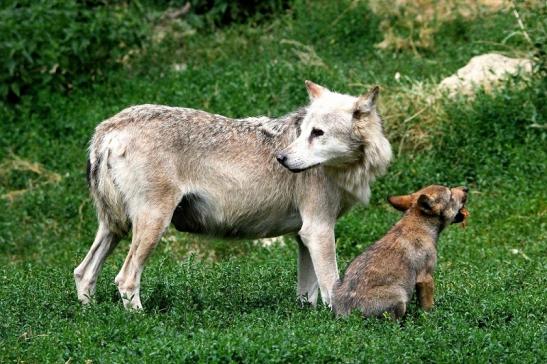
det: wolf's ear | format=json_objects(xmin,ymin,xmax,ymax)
[
  {"xmin": 305, "ymin": 80, "xmax": 327, "ymax": 100},
  {"xmin": 355, "ymin": 86, "xmax": 380, "ymax": 114},
  {"xmin": 388, "ymin": 194, "xmax": 412, "ymax": 212},
  {"xmin": 417, "ymin": 194, "xmax": 435, "ymax": 215}
]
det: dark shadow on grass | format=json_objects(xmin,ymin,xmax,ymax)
[{"xmin": 142, "ymin": 281, "xmax": 300, "ymax": 316}]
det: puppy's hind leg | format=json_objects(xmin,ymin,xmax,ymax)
[
  {"xmin": 390, "ymin": 301, "xmax": 407, "ymax": 319},
  {"xmin": 362, "ymin": 288, "xmax": 407, "ymax": 319},
  {"xmin": 363, "ymin": 300, "xmax": 407, "ymax": 320},
  {"xmin": 74, "ymin": 222, "xmax": 121, "ymax": 304},
  {"xmin": 296, "ymin": 237, "xmax": 319, "ymax": 306}
]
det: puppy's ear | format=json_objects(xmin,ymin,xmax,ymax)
[
  {"xmin": 388, "ymin": 194, "xmax": 412, "ymax": 212},
  {"xmin": 417, "ymin": 194, "xmax": 435, "ymax": 215},
  {"xmin": 355, "ymin": 85, "xmax": 380, "ymax": 114},
  {"xmin": 305, "ymin": 80, "xmax": 327, "ymax": 100}
]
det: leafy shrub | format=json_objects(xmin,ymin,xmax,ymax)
[
  {"xmin": 191, "ymin": 0, "xmax": 291, "ymax": 27},
  {"xmin": 0, "ymin": 0, "xmax": 149, "ymax": 102},
  {"xmin": 156, "ymin": 0, "xmax": 292, "ymax": 28},
  {"xmin": 429, "ymin": 76, "xmax": 546, "ymax": 187}
]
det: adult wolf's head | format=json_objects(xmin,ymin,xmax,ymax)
[{"xmin": 276, "ymin": 81, "xmax": 391, "ymax": 173}]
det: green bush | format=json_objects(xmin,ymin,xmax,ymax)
[
  {"xmin": 190, "ymin": 0, "xmax": 291, "ymax": 27},
  {"xmin": 0, "ymin": 0, "xmax": 149, "ymax": 102},
  {"xmin": 430, "ymin": 77, "xmax": 546, "ymax": 187},
  {"xmin": 153, "ymin": 0, "xmax": 292, "ymax": 29}
]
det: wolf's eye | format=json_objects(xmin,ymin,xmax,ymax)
[{"xmin": 310, "ymin": 128, "xmax": 324, "ymax": 138}]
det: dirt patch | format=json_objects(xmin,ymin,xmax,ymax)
[
  {"xmin": 369, "ymin": 0, "xmax": 515, "ymax": 52},
  {"xmin": 0, "ymin": 154, "xmax": 62, "ymax": 202}
]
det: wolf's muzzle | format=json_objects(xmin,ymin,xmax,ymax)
[
  {"xmin": 276, "ymin": 153, "xmax": 288, "ymax": 166},
  {"xmin": 275, "ymin": 153, "xmax": 307, "ymax": 173}
]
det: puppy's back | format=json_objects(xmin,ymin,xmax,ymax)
[
  {"xmin": 333, "ymin": 235, "xmax": 414, "ymax": 317},
  {"xmin": 332, "ymin": 247, "xmax": 376, "ymax": 316}
]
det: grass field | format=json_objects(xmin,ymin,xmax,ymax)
[{"xmin": 1, "ymin": 1, "xmax": 546, "ymax": 362}]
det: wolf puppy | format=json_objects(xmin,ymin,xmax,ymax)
[
  {"xmin": 74, "ymin": 81, "xmax": 392, "ymax": 309},
  {"xmin": 333, "ymin": 185, "xmax": 468, "ymax": 318}
]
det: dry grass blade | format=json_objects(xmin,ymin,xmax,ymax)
[
  {"xmin": 0, "ymin": 154, "xmax": 62, "ymax": 201},
  {"xmin": 369, "ymin": 0, "xmax": 513, "ymax": 52},
  {"xmin": 280, "ymin": 39, "xmax": 326, "ymax": 68}
]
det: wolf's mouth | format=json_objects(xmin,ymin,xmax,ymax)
[
  {"xmin": 453, "ymin": 207, "xmax": 469, "ymax": 224},
  {"xmin": 287, "ymin": 163, "xmax": 319, "ymax": 173}
]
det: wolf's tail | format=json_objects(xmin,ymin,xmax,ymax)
[{"xmin": 87, "ymin": 134, "xmax": 130, "ymax": 236}]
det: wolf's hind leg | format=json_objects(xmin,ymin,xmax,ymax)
[
  {"xmin": 74, "ymin": 222, "xmax": 121, "ymax": 303},
  {"xmin": 115, "ymin": 205, "xmax": 175, "ymax": 310},
  {"xmin": 296, "ymin": 237, "xmax": 319, "ymax": 305}
]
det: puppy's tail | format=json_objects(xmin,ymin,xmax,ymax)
[{"xmin": 331, "ymin": 278, "xmax": 349, "ymax": 317}]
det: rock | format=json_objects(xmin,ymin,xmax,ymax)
[
  {"xmin": 254, "ymin": 237, "xmax": 285, "ymax": 247},
  {"xmin": 439, "ymin": 53, "xmax": 533, "ymax": 97}
]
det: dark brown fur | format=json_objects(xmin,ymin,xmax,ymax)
[{"xmin": 333, "ymin": 185, "xmax": 468, "ymax": 319}]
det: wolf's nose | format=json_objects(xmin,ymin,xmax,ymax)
[
  {"xmin": 276, "ymin": 153, "xmax": 287, "ymax": 165},
  {"xmin": 462, "ymin": 186, "xmax": 469, "ymax": 193}
]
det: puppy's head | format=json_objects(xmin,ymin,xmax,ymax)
[{"xmin": 388, "ymin": 185, "xmax": 469, "ymax": 225}]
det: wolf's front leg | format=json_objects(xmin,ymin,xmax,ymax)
[
  {"xmin": 298, "ymin": 224, "xmax": 339, "ymax": 307},
  {"xmin": 296, "ymin": 236, "xmax": 319, "ymax": 305}
]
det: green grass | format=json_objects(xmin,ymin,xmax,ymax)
[{"xmin": 1, "ymin": 1, "xmax": 546, "ymax": 362}]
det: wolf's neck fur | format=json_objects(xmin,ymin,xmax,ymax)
[
  {"xmin": 327, "ymin": 127, "xmax": 392, "ymax": 204},
  {"xmin": 237, "ymin": 108, "xmax": 306, "ymax": 145},
  {"xmin": 327, "ymin": 162, "xmax": 373, "ymax": 203}
]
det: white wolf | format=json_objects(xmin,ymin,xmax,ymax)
[{"xmin": 74, "ymin": 81, "xmax": 392, "ymax": 309}]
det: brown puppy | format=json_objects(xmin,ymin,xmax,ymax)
[{"xmin": 333, "ymin": 185, "xmax": 469, "ymax": 318}]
